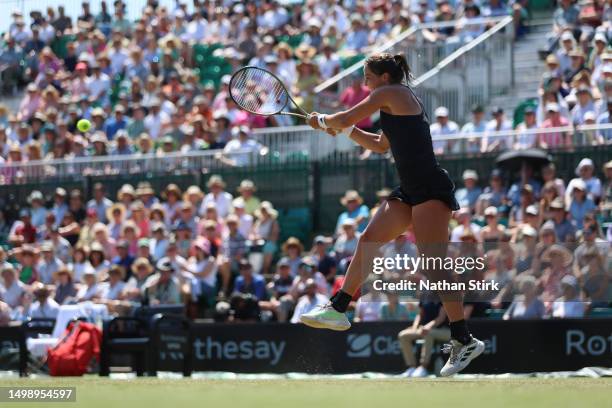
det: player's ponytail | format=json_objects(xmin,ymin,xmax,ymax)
[
  {"xmin": 393, "ymin": 54, "xmax": 413, "ymax": 85},
  {"xmin": 365, "ymin": 53, "xmax": 413, "ymax": 85}
]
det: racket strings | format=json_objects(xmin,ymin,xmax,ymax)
[{"xmin": 230, "ymin": 68, "xmax": 289, "ymax": 115}]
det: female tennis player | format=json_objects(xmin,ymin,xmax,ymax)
[{"xmin": 300, "ymin": 53, "xmax": 485, "ymax": 376}]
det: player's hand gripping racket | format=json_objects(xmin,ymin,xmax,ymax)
[{"xmin": 229, "ymin": 66, "xmax": 309, "ymax": 119}]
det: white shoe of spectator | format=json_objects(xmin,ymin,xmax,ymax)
[
  {"xmin": 400, "ymin": 367, "xmax": 416, "ymax": 377},
  {"xmin": 411, "ymin": 366, "xmax": 429, "ymax": 378}
]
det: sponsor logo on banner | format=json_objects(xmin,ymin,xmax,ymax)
[
  {"xmin": 193, "ymin": 337, "xmax": 286, "ymax": 365},
  {"xmin": 347, "ymin": 334, "xmax": 401, "ymax": 358},
  {"xmin": 347, "ymin": 334, "xmax": 372, "ymax": 357},
  {"xmin": 566, "ymin": 330, "xmax": 612, "ymax": 356}
]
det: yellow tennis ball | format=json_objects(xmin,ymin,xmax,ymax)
[{"xmin": 77, "ymin": 119, "xmax": 91, "ymax": 132}]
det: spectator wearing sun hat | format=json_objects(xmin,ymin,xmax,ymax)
[
  {"xmin": 234, "ymin": 179, "xmax": 261, "ymax": 215},
  {"xmin": 455, "ymin": 169, "xmax": 482, "ymax": 211},
  {"xmin": 566, "ymin": 158, "xmax": 602, "ymax": 203},
  {"xmin": 570, "ymin": 85, "xmax": 596, "ymax": 125},
  {"xmin": 551, "ymin": 274, "xmax": 585, "ymax": 318},
  {"xmin": 26, "ymin": 282, "xmax": 60, "ymax": 319},
  {"xmin": 52, "ymin": 267, "xmax": 76, "ymax": 305},
  {"xmin": 144, "ymin": 257, "xmax": 181, "ymax": 305},
  {"xmin": 201, "ymin": 175, "xmax": 233, "ymax": 218},
  {"xmin": 567, "ymin": 179, "xmax": 596, "ymax": 230},
  {"xmin": 334, "ymin": 218, "xmax": 360, "ymax": 262},
  {"xmin": 549, "ymin": 197, "xmax": 577, "ymax": 243},
  {"xmin": 336, "ymin": 190, "xmax": 369, "ymax": 235}
]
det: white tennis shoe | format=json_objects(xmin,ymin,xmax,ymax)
[
  {"xmin": 300, "ymin": 303, "xmax": 351, "ymax": 331},
  {"xmin": 439, "ymin": 336, "xmax": 485, "ymax": 377}
]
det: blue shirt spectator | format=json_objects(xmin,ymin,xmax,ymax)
[
  {"xmin": 335, "ymin": 190, "xmax": 369, "ymax": 234},
  {"xmin": 455, "ymin": 169, "xmax": 482, "ymax": 210},
  {"xmin": 104, "ymin": 107, "xmax": 128, "ymax": 140},
  {"xmin": 234, "ymin": 266, "xmax": 267, "ymax": 301}
]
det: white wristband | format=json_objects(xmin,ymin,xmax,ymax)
[{"xmin": 317, "ymin": 114, "xmax": 328, "ymax": 130}]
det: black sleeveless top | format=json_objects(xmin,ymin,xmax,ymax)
[{"xmin": 379, "ymin": 88, "xmax": 458, "ymax": 209}]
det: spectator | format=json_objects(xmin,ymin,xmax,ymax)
[
  {"xmin": 482, "ymin": 107, "xmax": 513, "ymax": 152},
  {"xmin": 578, "ymin": 247, "xmax": 610, "ymax": 308},
  {"xmin": 335, "ymin": 190, "xmax": 369, "ymax": 234},
  {"xmin": 340, "ymin": 73, "xmax": 372, "ymax": 131},
  {"xmin": 234, "ymin": 179, "xmax": 261, "ymax": 216},
  {"xmin": 250, "ymin": 200, "xmax": 280, "ymax": 275},
  {"xmin": 290, "ymin": 278, "xmax": 328, "ymax": 323},
  {"xmin": 149, "ymin": 223, "xmax": 169, "ymax": 262},
  {"xmin": 187, "ymin": 239, "xmax": 219, "ymax": 308},
  {"xmin": 100, "ymin": 265, "xmax": 126, "ymax": 302},
  {"xmin": 539, "ymin": 244, "xmax": 573, "ymax": 307},
  {"xmin": 430, "ymin": 106, "xmax": 459, "ymax": 154},
  {"xmin": 233, "ymin": 259, "xmax": 267, "ymax": 301},
  {"xmin": 0, "ymin": 264, "xmax": 25, "ymax": 309},
  {"xmin": 552, "ymin": 275, "xmax": 585, "ymax": 318},
  {"xmin": 201, "ymin": 175, "xmax": 233, "ymax": 218},
  {"xmin": 515, "ymin": 107, "xmax": 539, "ymax": 149},
  {"xmin": 380, "ymin": 291, "xmax": 413, "ymax": 321},
  {"xmin": 26, "ymin": 282, "xmax": 59, "ymax": 319},
  {"xmin": 455, "ymin": 169, "xmax": 482, "ymax": 210},
  {"xmin": 460, "ymin": 104, "xmax": 487, "ymax": 153},
  {"xmin": 27, "ymin": 190, "xmax": 47, "ymax": 229},
  {"xmin": 75, "ymin": 268, "xmax": 101, "ymax": 302},
  {"xmin": 232, "ymin": 200, "xmax": 254, "ymax": 242},
  {"xmin": 480, "ymin": 206, "xmax": 506, "ymax": 245},
  {"xmin": 503, "ymin": 275, "xmax": 545, "ymax": 319},
  {"xmin": 112, "ymin": 240, "xmax": 135, "ymax": 281},
  {"xmin": 567, "ymin": 180, "xmax": 596, "ymax": 229},
  {"xmin": 548, "ymin": 198, "xmax": 577, "ymax": 242},
  {"xmin": 265, "ymin": 259, "xmax": 295, "ymax": 322},
  {"xmin": 279, "ymin": 237, "xmax": 303, "ymax": 277},
  {"xmin": 37, "ymin": 242, "xmax": 64, "ymax": 284},
  {"xmin": 538, "ymin": 103, "xmax": 571, "ymax": 149},
  {"xmin": 52, "ymin": 267, "xmax": 76, "ymax": 305},
  {"xmin": 398, "ymin": 292, "xmax": 449, "ymax": 378},
  {"xmin": 541, "ymin": 163, "xmax": 566, "ymax": 198},
  {"xmin": 571, "ymin": 85, "xmax": 596, "ymax": 125},
  {"xmin": 476, "ymin": 169, "xmax": 506, "ymax": 212},
  {"xmin": 451, "ymin": 207, "xmax": 481, "ymax": 242},
  {"xmin": 566, "ymin": 158, "xmax": 602, "ymax": 203},
  {"xmin": 334, "ymin": 219, "xmax": 360, "ymax": 261},
  {"xmin": 123, "ymin": 257, "xmax": 153, "ymax": 303},
  {"xmin": 89, "ymin": 241, "xmax": 110, "ymax": 276},
  {"xmin": 220, "ymin": 126, "xmax": 267, "ymax": 167},
  {"xmin": 144, "ymin": 257, "xmax": 181, "ymax": 305},
  {"xmin": 509, "ymin": 184, "xmax": 536, "ymax": 227},
  {"xmin": 310, "ymin": 235, "xmax": 337, "ymax": 285}
]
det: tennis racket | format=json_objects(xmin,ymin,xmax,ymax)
[{"xmin": 229, "ymin": 66, "xmax": 310, "ymax": 119}]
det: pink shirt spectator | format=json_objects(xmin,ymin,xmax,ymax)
[
  {"xmin": 340, "ymin": 85, "xmax": 372, "ymax": 129},
  {"xmin": 539, "ymin": 116, "xmax": 570, "ymax": 148},
  {"xmin": 18, "ymin": 94, "xmax": 42, "ymax": 121}
]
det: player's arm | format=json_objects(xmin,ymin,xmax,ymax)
[{"xmin": 347, "ymin": 128, "xmax": 390, "ymax": 153}]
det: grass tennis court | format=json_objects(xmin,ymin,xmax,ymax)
[{"xmin": 2, "ymin": 377, "xmax": 611, "ymax": 408}]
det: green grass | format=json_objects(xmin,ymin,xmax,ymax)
[{"xmin": 2, "ymin": 377, "xmax": 611, "ymax": 408}]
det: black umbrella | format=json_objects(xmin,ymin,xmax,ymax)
[{"xmin": 495, "ymin": 148, "xmax": 552, "ymax": 171}]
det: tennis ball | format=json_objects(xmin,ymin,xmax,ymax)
[{"xmin": 77, "ymin": 119, "xmax": 91, "ymax": 133}]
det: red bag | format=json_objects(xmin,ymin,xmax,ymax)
[{"xmin": 47, "ymin": 322, "xmax": 102, "ymax": 376}]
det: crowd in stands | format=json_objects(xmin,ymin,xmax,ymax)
[
  {"xmin": 413, "ymin": 0, "xmax": 612, "ymax": 154},
  {"xmin": 0, "ymin": 155, "xmax": 610, "ymax": 326},
  {"xmin": 0, "ymin": 0, "xmax": 525, "ymax": 170}
]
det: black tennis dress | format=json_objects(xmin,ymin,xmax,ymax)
[{"xmin": 381, "ymin": 91, "xmax": 460, "ymax": 211}]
